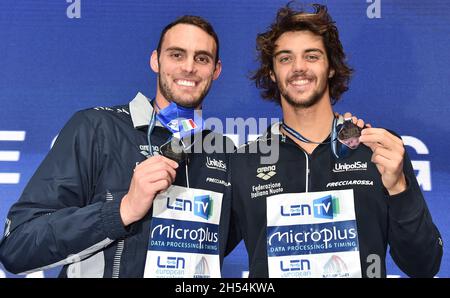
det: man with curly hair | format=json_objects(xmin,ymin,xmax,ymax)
[{"xmin": 227, "ymin": 3, "xmax": 442, "ymax": 278}]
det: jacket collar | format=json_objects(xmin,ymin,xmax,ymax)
[{"xmin": 129, "ymin": 92, "xmax": 162, "ymax": 129}]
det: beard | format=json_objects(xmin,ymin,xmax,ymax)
[
  {"xmin": 158, "ymin": 73, "xmax": 211, "ymax": 108},
  {"xmin": 280, "ymin": 87, "xmax": 324, "ymax": 109},
  {"xmin": 276, "ymin": 72, "xmax": 328, "ymax": 109}
]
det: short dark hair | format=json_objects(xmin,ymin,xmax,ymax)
[
  {"xmin": 251, "ymin": 2, "xmax": 353, "ymax": 105},
  {"xmin": 157, "ymin": 15, "xmax": 220, "ymax": 63}
]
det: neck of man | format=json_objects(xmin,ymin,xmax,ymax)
[
  {"xmin": 280, "ymin": 93, "xmax": 334, "ymax": 154},
  {"xmin": 154, "ymin": 91, "xmax": 170, "ymax": 113},
  {"xmin": 153, "ymin": 88, "xmax": 202, "ymax": 113}
]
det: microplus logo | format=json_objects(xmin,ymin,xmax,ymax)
[
  {"xmin": 151, "ymin": 224, "xmax": 218, "ymax": 244},
  {"xmin": 313, "ymin": 195, "xmax": 340, "ymax": 219},
  {"xmin": 166, "ymin": 195, "xmax": 213, "ymax": 220},
  {"xmin": 268, "ymin": 226, "xmax": 357, "ymax": 247},
  {"xmin": 333, "ymin": 161, "xmax": 367, "ymax": 173}
]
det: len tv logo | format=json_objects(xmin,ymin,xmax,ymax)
[
  {"xmin": 313, "ymin": 195, "xmax": 340, "ymax": 219},
  {"xmin": 166, "ymin": 195, "xmax": 213, "ymax": 220},
  {"xmin": 280, "ymin": 204, "xmax": 311, "ymax": 217}
]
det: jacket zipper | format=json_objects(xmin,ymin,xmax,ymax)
[
  {"xmin": 303, "ymin": 151, "xmax": 310, "ymax": 193},
  {"xmin": 112, "ymin": 240, "xmax": 124, "ymax": 278},
  {"xmin": 106, "ymin": 190, "xmax": 125, "ymax": 278},
  {"xmin": 281, "ymin": 133, "xmax": 311, "ymax": 193}
]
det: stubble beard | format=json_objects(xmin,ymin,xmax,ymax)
[
  {"xmin": 158, "ymin": 73, "xmax": 211, "ymax": 108},
  {"xmin": 278, "ymin": 77, "xmax": 328, "ymax": 109}
]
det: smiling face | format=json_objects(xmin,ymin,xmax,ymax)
[
  {"xmin": 151, "ymin": 23, "xmax": 221, "ymax": 108},
  {"xmin": 270, "ymin": 30, "xmax": 334, "ymax": 109}
]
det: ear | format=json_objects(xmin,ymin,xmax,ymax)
[
  {"xmin": 150, "ymin": 50, "xmax": 159, "ymax": 73},
  {"xmin": 212, "ymin": 60, "xmax": 222, "ymax": 80},
  {"xmin": 328, "ymin": 68, "xmax": 335, "ymax": 78},
  {"xmin": 270, "ymin": 70, "xmax": 276, "ymax": 83}
]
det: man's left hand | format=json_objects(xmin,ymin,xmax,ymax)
[{"xmin": 359, "ymin": 127, "xmax": 407, "ymax": 195}]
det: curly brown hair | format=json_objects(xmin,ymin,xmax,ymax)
[{"xmin": 251, "ymin": 2, "xmax": 353, "ymax": 105}]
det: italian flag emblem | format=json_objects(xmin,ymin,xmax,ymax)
[{"xmin": 180, "ymin": 119, "xmax": 197, "ymax": 131}]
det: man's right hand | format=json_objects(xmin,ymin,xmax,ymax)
[{"xmin": 120, "ymin": 155, "xmax": 178, "ymax": 226}]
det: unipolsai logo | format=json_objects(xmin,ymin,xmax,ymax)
[
  {"xmin": 313, "ymin": 195, "xmax": 340, "ymax": 219},
  {"xmin": 333, "ymin": 161, "xmax": 368, "ymax": 173},
  {"xmin": 166, "ymin": 195, "xmax": 213, "ymax": 220},
  {"xmin": 205, "ymin": 157, "xmax": 227, "ymax": 171}
]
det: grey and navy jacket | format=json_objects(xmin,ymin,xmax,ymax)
[
  {"xmin": 0, "ymin": 92, "xmax": 234, "ymax": 277},
  {"xmin": 227, "ymin": 123, "xmax": 443, "ymax": 278}
]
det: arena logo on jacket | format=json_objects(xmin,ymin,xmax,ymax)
[{"xmin": 256, "ymin": 165, "xmax": 277, "ymax": 180}]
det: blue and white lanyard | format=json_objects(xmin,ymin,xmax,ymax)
[
  {"xmin": 281, "ymin": 117, "xmax": 344, "ymax": 158},
  {"xmin": 146, "ymin": 101, "xmax": 191, "ymax": 188},
  {"xmin": 147, "ymin": 108, "xmax": 158, "ymax": 156},
  {"xmin": 281, "ymin": 117, "xmax": 337, "ymax": 144}
]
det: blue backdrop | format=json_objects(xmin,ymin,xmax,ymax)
[{"xmin": 0, "ymin": 0, "xmax": 449, "ymax": 278}]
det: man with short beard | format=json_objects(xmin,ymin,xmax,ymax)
[
  {"xmin": 226, "ymin": 3, "xmax": 442, "ymax": 278},
  {"xmin": 0, "ymin": 16, "xmax": 234, "ymax": 278}
]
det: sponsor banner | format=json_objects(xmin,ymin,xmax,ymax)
[
  {"xmin": 144, "ymin": 251, "xmax": 220, "ymax": 278},
  {"xmin": 149, "ymin": 217, "xmax": 219, "ymax": 255},
  {"xmin": 152, "ymin": 185, "xmax": 222, "ymax": 224},
  {"xmin": 326, "ymin": 180, "xmax": 374, "ymax": 188},
  {"xmin": 267, "ymin": 220, "xmax": 359, "ymax": 257},
  {"xmin": 145, "ymin": 185, "xmax": 222, "ymax": 278},
  {"xmin": 333, "ymin": 161, "xmax": 368, "ymax": 173},
  {"xmin": 266, "ymin": 190, "xmax": 361, "ymax": 278},
  {"xmin": 205, "ymin": 157, "xmax": 227, "ymax": 171},
  {"xmin": 267, "ymin": 189, "xmax": 356, "ymax": 226},
  {"xmin": 268, "ymin": 251, "xmax": 362, "ymax": 278}
]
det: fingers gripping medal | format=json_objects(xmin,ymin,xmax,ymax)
[
  {"xmin": 337, "ymin": 119, "xmax": 362, "ymax": 150},
  {"xmin": 159, "ymin": 138, "xmax": 187, "ymax": 163}
]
